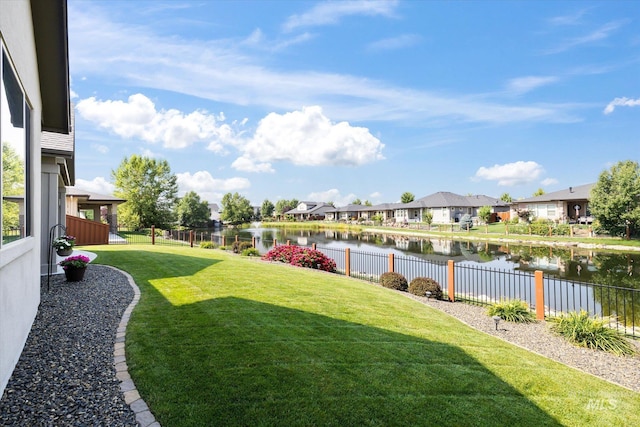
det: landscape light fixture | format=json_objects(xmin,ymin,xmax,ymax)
[
  {"xmin": 492, "ymin": 315, "xmax": 501, "ymax": 331},
  {"xmin": 425, "ymin": 291, "xmax": 432, "ymax": 300}
]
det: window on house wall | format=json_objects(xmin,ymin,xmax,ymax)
[
  {"xmin": 547, "ymin": 204, "xmax": 556, "ymax": 218},
  {"xmin": 1, "ymin": 46, "xmax": 31, "ymax": 246}
]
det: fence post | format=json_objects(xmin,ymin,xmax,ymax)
[
  {"xmin": 235, "ymin": 235, "xmax": 239, "ymax": 242},
  {"xmin": 312, "ymin": 243, "xmax": 317, "ymax": 250},
  {"xmin": 388, "ymin": 253, "xmax": 394, "ymax": 273},
  {"xmin": 287, "ymin": 240, "xmax": 291, "ymax": 246},
  {"xmin": 190, "ymin": 230, "xmax": 194, "ymax": 247},
  {"xmin": 535, "ymin": 270, "xmax": 545, "ymax": 321},
  {"xmin": 222, "ymin": 235, "xmax": 226, "ymax": 247},
  {"xmin": 151, "ymin": 225, "xmax": 155, "ymax": 245},
  {"xmin": 273, "ymin": 238, "xmax": 277, "ymax": 248},
  {"xmin": 447, "ymin": 260, "xmax": 455, "ymax": 302},
  {"xmin": 252, "ymin": 236, "xmax": 256, "ymax": 248},
  {"xmin": 345, "ymin": 248, "xmax": 350, "ymax": 277}
]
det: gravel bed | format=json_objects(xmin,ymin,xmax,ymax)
[
  {"xmin": 404, "ymin": 293, "xmax": 640, "ymax": 393},
  {"xmin": 0, "ymin": 266, "xmax": 137, "ymax": 426}
]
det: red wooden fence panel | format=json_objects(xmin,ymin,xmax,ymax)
[{"xmin": 66, "ymin": 215, "xmax": 109, "ymax": 245}]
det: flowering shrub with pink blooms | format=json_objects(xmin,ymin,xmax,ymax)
[{"xmin": 262, "ymin": 245, "xmax": 336, "ymax": 273}]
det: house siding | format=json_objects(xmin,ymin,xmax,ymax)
[{"xmin": 0, "ymin": 0, "xmax": 46, "ymax": 395}]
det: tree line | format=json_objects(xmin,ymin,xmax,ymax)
[{"xmin": 111, "ymin": 155, "xmax": 640, "ymax": 237}]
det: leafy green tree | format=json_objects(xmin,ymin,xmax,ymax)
[
  {"xmin": 275, "ymin": 199, "xmax": 298, "ymax": 216},
  {"xmin": 364, "ymin": 200, "xmax": 372, "ymax": 206},
  {"xmin": 500, "ymin": 193, "xmax": 513, "ymax": 203},
  {"xmin": 112, "ymin": 155, "xmax": 178, "ymax": 229},
  {"xmin": 422, "ymin": 211, "xmax": 433, "ymax": 227},
  {"xmin": 590, "ymin": 160, "xmax": 640, "ymax": 237},
  {"xmin": 371, "ymin": 213, "xmax": 384, "ymax": 225},
  {"xmin": 176, "ymin": 191, "xmax": 210, "ymax": 228},
  {"xmin": 261, "ymin": 199, "xmax": 275, "ymax": 219},
  {"xmin": 533, "ymin": 188, "xmax": 545, "ymax": 197},
  {"xmin": 478, "ymin": 205, "xmax": 492, "ymax": 224},
  {"xmin": 221, "ymin": 192, "xmax": 254, "ymax": 225},
  {"xmin": 401, "ymin": 192, "xmax": 415, "ymax": 203},
  {"xmin": 2, "ymin": 143, "xmax": 24, "ymax": 233},
  {"xmin": 352, "ymin": 198, "xmax": 362, "ymax": 205}
]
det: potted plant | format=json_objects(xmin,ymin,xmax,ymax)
[
  {"xmin": 52, "ymin": 235, "xmax": 76, "ymax": 256},
  {"xmin": 59, "ymin": 254, "xmax": 90, "ymax": 282}
]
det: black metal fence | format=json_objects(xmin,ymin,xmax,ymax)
[{"xmin": 110, "ymin": 227, "xmax": 640, "ymax": 337}]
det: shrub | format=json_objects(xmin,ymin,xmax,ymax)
[
  {"xmin": 219, "ymin": 246, "xmax": 227, "ymax": 251},
  {"xmin": 262, "ymin": 245, "xmax": 336, "ymax": 272},
  {"xmin": 199, "ymin": 241, "xmax": 217, "ymax": 249},
  {"xmin": 409, "ymin": 277, "xmax": 443, "ymax": 299},
  {"xmin": 379, "ymin": 272, "xmax": 408, "ymax": 291},
  {"xmin": 550, "ymin": 310, "xmax": 635, "ymax": 356},
  {"xmin": 262, "ymin": 245, "xmax": 301, "ymax": 263},
  {"xmin": 231, "ymin": 241, "xmax": 253, "ymax": 253},
  {"xmin": 241, "ymin": 247, "xmax": 260, "ymax": 257},
  {"xmin": 290, "ymin": 249, "xmax": 337, "ymax": 272},
  {"xmin": 487, "ymin": 299, "xmax": 536, "ymax": 323}
]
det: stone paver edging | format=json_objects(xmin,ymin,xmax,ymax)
[{"xmin": 105, "ymin": 265, "xmax": 161, "ymax": 427}]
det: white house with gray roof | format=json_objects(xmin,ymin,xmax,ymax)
[
  {"xmin": 510, "ymin": 183, "xmax": 595, "ymax": 223},
  {"xmin": 285, "ymin": 201, "xmax": 335, "ymax": 221},
  {"xmin": 400, "ymin": 192, "xmax": 509, "ymax": 224}
]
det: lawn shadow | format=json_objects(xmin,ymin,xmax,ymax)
[
  {"xmin": 90, "ymin": 249, "xmax": 221, "ymax": 280},
  {"xmin": 129, "ymin": 289, "xmax": 564, "ymax": 427}
]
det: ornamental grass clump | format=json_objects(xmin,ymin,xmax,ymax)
[
  {"xmin": 379, "ymin": 272, "xmax": 408, "ymax": 292},
  {"xmin": 232, "ymin": 241, "xmax": 253, "ymax": 253},
  {"xmin": 408, "ymin": 277, "xmax": 443, "ymax": 299},
  {"xmin": 262, "ymin": 245, "xmax": 336, "ymax": 272},
  {"xmin": 487, "ymin": 299, "xmax": 536, "ymax": 323},
  {"xmin": 241, "ymin": 247, "xmax": 260, "ymax": 257},
  {"xmin": 550, "ymin": 310, "xmax": 635, "ymax": 356}
]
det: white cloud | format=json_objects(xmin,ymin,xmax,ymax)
[
  {"xmin": 176, "ymin": 171, "xmax": 251, "ymax": 203},
  {"xmin": 68, "ymin": 5, "xmax": 578, "ymax": 126},
  {"xmin": 367, "ymin": 34, "xmax": 421, "ymax": 51},
  {"xmin": 541, "ymin": 178, "xmax": 559, "ymax": 186},
  {"xmin": 506, "ymin": 76, "xmax": 559, "ymax": 95},
  {"xmin": 369, "ymin": 191, "xmax": 382, "ymax": 199},
  {"xmin": 283, "ymin": 0, "xmax": 398, "ymax": 32},
  {"xmin": 543, "ymin": 21, "xmax": 626, "ymax": 54},
  {"xmin": 548, "ymin": 9, "xmax": 591, "ymax": 26},
  {"xmin": 76, "ymin": 93, "xmax": 239, "ymax": 150},
  {"xmin": 74, "ymin": 177, "xmax": 115, "ymax": 195},
  {"xmin": 234, "ymin": 106, "xmax": 384, "ymax": 171},
  {"xmin": 307, "ymin": 188, "xmax": 357, "ymax": 207},
  {"xmin": 70, "ymin": 89, "xmax": 79, "ymax": 99},
  {"xmin": 475, "ymin": 161, "xmax": 545, "ymax": 186},
  {"xmin": 91, "ymin": 143, "xmax": 109, "ymax": 154},
  {"xmin": 603, "ymin": 97, "xmax": 640, "ymax": 115},
  {"xmin": 231, "ymin": 157, "xmax": 275, "ymax": 173}
]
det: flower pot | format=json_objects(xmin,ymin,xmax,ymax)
[
  {"xmin": 56, "ymin": 248, "xmax": 73, "ymax": 257},
  {"xmin": 64, "ymin": 266, "xmax": 86, "ymax": 282}
]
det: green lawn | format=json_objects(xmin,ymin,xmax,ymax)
[{"xmin": 91, "ymin": 245, "xmax": 640, "ymax": 426}]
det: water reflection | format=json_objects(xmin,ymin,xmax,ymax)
[{"xmin": 209, "ymin": 227, "xmax": 640, "ymax": 290}]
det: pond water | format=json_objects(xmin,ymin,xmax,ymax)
[{"xmin": 208, "ymin": 226, "xmax": 640, "ymax": 290}]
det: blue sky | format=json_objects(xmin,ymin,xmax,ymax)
[{"xmin": 68, "ymin": 0, "xmax": 640, "ymax": 207}]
